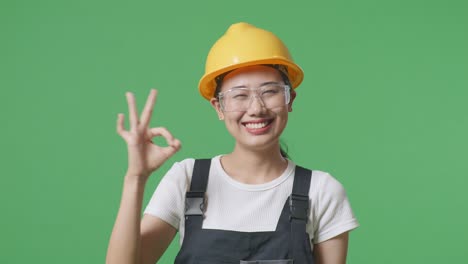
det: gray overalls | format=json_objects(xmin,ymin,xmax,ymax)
[{"xmin": 174, "ymin": 159, "xmax": 315, "ymax": 264}]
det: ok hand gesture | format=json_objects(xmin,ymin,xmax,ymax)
[{"xmin": 116, "ymin": 89, "xmax": 181, "ymax": 181}]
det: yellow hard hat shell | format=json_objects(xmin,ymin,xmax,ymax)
[{"xmin": 199, "ymin": 22, "xmax": 304, "ymax": 100}]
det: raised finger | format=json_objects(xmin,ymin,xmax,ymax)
[
  {"xmin": 148, "ymin": 127, "xmax": 177, "ymax": 145},
  {"xmin": 116, "ymin": 113, "xmax": 130, "ymax": 139},
  {"xmin": 116, "ymin": 113, "xmax": 125, "ymax": 134},
  {"xmin": 169, "ymin": 138, "xmax": 182, "ymax": 149},
  {"xmin": 140, "ymin": 89, "xmax": 158, "ymax": 128},
  {"xmin": 126, "ymin": 92, "xmax": 139, "ymax": 130},
  {"xmin": 160, "ymin": 140, "xmax": 182, "ymax": 158},
  {"xmin": 150, "ymin": 127, "xmax": 185, "ymax": 149}
]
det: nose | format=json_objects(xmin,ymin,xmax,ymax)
[{"xmin": 246, "ymin": 94, "xmax": 266, "ymax": 114}]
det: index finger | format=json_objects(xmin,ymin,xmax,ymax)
[
  {"xmin": 126, "ymin": 91, "xmax": 139, "ymax": 130},
  {"xmin": 140, "ymin": 89, "xmax": 158, "ymax": 128}
]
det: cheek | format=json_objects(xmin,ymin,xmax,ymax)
[
  {"xmin": 224, "ymin": 112, "xmax": 243, "ymax": 122},
  {"xmin": 274, "ymin": 107, "xmax": 289, "ymax": 117},
  {"xmin": 275, "ymin": 110, "xmax": 290, "ymax": 127},
  {"xmin": 223, "ymin": 113, "xmax": 245, "ymax": 132}
]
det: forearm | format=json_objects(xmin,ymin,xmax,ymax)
[
  {"xmin": 106, "ymin": 175, "xmax": 148, "ymax": 264},
  {"xmin": 313, "ymin": 232, "xmax": 349, "ymax": 264}
]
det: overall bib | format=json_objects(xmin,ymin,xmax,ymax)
[{"xmin": 174, "ymin": 159, "xmax": 315, "ymax": 264}]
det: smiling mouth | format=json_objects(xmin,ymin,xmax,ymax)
[{"xmin": 243, "ymin": 120, "xmax": 273, "ymax": 129}]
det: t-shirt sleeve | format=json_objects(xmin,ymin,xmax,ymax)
[
  {"xmin": 143, "ymin": 160, "xmax": 192, "ymax": 230},
  {"xmin": 311, "ymin": 172, "xmax": 359, "ymax": 244}
]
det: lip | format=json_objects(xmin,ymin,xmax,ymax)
[{"xmin": 241, "ymin": 118, "xmax": 274, "ymax": 135}]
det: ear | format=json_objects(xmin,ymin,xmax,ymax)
[
  {"xmin": 210, "ymin": 97, "xmax": 224, "ymax": 120},
  {"xmin": 288, "ymin": 90, "xmax": 297, "ymax": 112}
]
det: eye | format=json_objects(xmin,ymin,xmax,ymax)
[
  {"xmin": 262, "ymin": 89, "xmax": 278, "ymax": 95},
  {"xmin": 229, "ymin": 89, "xmax": 249, "ymax": 99},
  {"xmin": 233, "ymin": 94, "xmax": 248, "ymax": 99},
  {"xmin": 261, "ymin": 85, "xmax": 281, "ymax": 96}
]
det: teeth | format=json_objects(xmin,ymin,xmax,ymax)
[{"xmin": 245, "ymin": 122, "xmax": 268, "ymax": 129}]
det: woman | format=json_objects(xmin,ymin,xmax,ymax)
[{"xmin": 107, "ymin": 22, "xmax": 359, "ymax": 264}]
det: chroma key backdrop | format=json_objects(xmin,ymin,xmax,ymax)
[{"xmin": 1, "ymin": 0, "xmax": 467, "ymax": 263}]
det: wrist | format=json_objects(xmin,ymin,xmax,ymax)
[{"xmin": 124, "ymin": 173, "xmax": 149, "ymax": 187}]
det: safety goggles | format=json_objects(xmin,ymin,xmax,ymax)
[{"xmin": 217, "ymin": 84, "xmax": 291, "ymax": 112}]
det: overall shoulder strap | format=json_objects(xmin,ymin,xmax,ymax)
[
  {"xmin": 289, "ymin": 165, "xmax": 313, "ymax": 259},
  {"xmin": 189, "ymin": 159, "xmax": 211, "ymax": 192},
  {"xmin": 290, "ymin": 165, "xmax": 312, "ymax": 222},
  {"xmin": 185, "ymin": 159, "xmax": 211, "ymax": 230}
]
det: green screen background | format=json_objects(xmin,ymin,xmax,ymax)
[{"xmin": 1, "ymin": 0, "xmax": 467, "ymax": 263}]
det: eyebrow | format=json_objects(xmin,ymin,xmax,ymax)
[{"xmin": 229, "ymin": 81, "xmax": 281, "ymax": 89}]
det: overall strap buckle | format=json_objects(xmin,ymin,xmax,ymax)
[
  {"xmin": 289, "ymin": 194, "xmax": 310, "ymax": 222},
  {"xmin": 185, "ymin": 191, "xmax": 205, "ymax": 216},
  {"xmin": 184, "ymin": 159, "xmax": 211, "ymax": 218}
]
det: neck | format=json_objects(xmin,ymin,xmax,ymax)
[{"xmin": 220, "ymin": 143, "xmax": 288, "ymax": 184}]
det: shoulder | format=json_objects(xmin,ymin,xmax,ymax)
[
  {"xmin": 161, "ymin": 156, "xmax": 222, "ymax": 184},
  {"xmin": 169, "ymin": 158, "xmax": 195, "ymax": 176},
  {"xmin": 308, "ymin": 170, "xmax": 351, "ymax": 215},
  {"xmin": 310, "ymin": 170, "xmax": 347, "ymax": 199},
  {"xmin": 155, "ymin": 158, "xmax": 195, "ymax": 191},
  {"xmin": 291, "ymin": 164, "xmax": 345, "ymax": 198},
  {"xmin": 295, "ymin": 166, "xmax": 351, "ymax": 211}
]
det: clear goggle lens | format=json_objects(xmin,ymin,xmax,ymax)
[{"xmin": 218, "ymin": 84, "xmax": 291, "ymax": 112}]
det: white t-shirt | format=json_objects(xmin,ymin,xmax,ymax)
[{"xmin": 144, "ymin": 155, "xmax": 359, "ymax": 250}]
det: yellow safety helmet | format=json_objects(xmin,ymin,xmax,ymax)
[{"xmin": 198, "ymin": 22, "xmax": 304, "ymax": 100}]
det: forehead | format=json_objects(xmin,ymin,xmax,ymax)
[{"xmin": 220, "ymin": 65, "xmax": 283, "ymax": 91}]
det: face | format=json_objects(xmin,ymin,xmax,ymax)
[{"xmin": 210, "ymin": 65, "xmax": 296, "ymax": 152}]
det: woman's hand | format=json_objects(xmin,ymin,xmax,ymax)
[{"xmin": 116, "ymin": 89, "xmax": 181, "ymax": 181}]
